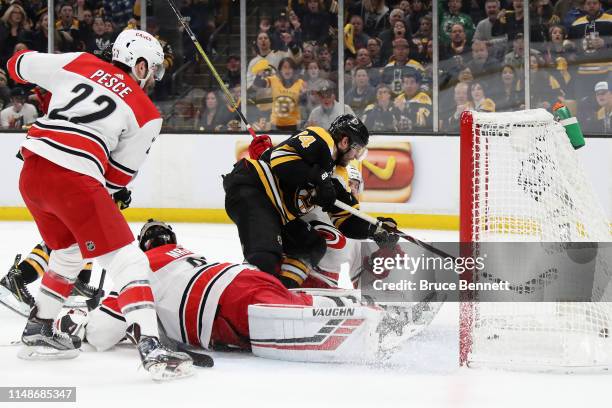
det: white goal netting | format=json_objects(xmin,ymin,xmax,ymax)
[{"xmin": 460, "ymin": 109, "xmax": 612, "ymax": 370}]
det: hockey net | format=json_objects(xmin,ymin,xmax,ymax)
[{"xmin": 459, "ymin": 109, "xmax": 612, "ymax": 370}]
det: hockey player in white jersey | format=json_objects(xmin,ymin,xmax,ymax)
[
  {"xmin": 7, "ymin": 30, "xmax": 193, "ymax": 380},
  {"xmin": 79, "ymin": 220, "xmax": 438, "ymax": 363}
]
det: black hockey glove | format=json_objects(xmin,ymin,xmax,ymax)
[
  {"xmin": 112, "ymin": 187, "xmax": 132, "ymax": 210},
  {"xmin": 368, "ymin": 217, "xmax": 399, "ymax": 249},
  {"xmin": 307, "ymin": 166, "xmax": 336, "ymax": 212}
]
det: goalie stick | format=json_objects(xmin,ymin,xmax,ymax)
[
  {"xmin": 332, "ymin": 200, "xmax": 457, "ymax": 260},
  {"xmin": 157, "ymin": 318, "xmax": 214, "ymax": 368}
]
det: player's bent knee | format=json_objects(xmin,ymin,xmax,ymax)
[
  {"xmin": 246, "ymin": 252, "xmax": 280, "ymax": 275},
  {"xmin": 96, "ymin": 243, "xmax": 149, "ymax": 289},
  {"xmin": 48, "ymin": 244, "xmax": 85, "ymax": 280},
  {"xmin": 86, "ymin": 308, "xmax": 128, "ymax": 352}
]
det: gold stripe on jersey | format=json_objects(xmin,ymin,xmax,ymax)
[
  {"xmin": 270, "ymin": 149, "xmax": 302, "ymax": 168},
  {"xmin": 280, "ymin": 256, "xmax": 309, "ymax": 286},
  {"xmin": 25, "ymin": 258, "xmax": 45, "ymax": 277},
  {"xmin": 246, "ymin": 159, "xmax": 294, "ymax": 224}
]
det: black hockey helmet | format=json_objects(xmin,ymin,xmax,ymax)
[
  {"xmin": 328, "ymin": 114, "xmax": 369, "ymax": 147},
  {"xmin": 138, "ymin": 219, "xmax": 177, "ymax": 251}
]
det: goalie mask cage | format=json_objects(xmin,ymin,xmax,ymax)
[{"xmin": 459, "ymin": 109, "xmax": 612, "ymax": 370}]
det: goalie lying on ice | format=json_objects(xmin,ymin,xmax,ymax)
[{"xmin": 71, "ymin": 220, "xmax": 441, "ymax": 363}]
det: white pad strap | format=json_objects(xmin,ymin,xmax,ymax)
[{"xmin": 248, "ymin": 301, "xmax": 383, "ymax": 363}]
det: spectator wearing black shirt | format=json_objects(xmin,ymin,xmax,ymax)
[
  {"xmin": 440, "ymin": 23, "xmax": 472, "ymax": 61},
  {"xmin": 355, "ymin": 47, "xmax": 382, "ymax": 86},
  {"xmin": 349, "ymin": 14, "xmax": 371, "ymax": 52},
  {"xmin": 56, "ymin": 2, "xmax": 83, "ymax": 52},
  {"xmin": 0, "ymin": 3, "xmax": 32, "ymax": 66},
  {"xmin": 412, "ymin": 13, "xmax": 432, "ymax": 61},
  {"xmin": 380, "ymin": 16, "xmax": 415, "ymax": 63},
  {"xmin": 85, "ymin": 16, "xmax": 112, "ymax": 58},
  {"xmin": 466, "ymin": 39, "xmax": 500, "ymax": 81},
  {"xmin": 349, "ymin": 0, "xmax": 391, "ymax": 38},
  {"xmin": 408, "ymin": 0, "xmax": 428, "ymax": 35},
  {"xmin": 585, "ymin": 81, "xmax": 612, "ymax": 133},
  {"xmin": 367, "ymin": 37, "xmax": 385, "ymax": 67},
  {"xmin": 296, "ymin": 0, "xmax": 330, "ymax": 45},
  {"xmin": 345, "ymin": 67, "xmax": 377, "ymax": 117},
  {"xmin": 493, "ymin": 0, "xmax": 525, "ymax": 41},
  {"xmin": 362, "ymin": 83, "xmax": 399, "ymax": 131},
  {"xmin": 381, "ymin": 38, "xmax": 425, "ymax": 95},
  {"xmin": 490, "ymin": 64, "xmax": 523, "ymax": 112},
  {"xmin": 222, "ymin": 55, "xmax": 241, "ymax": 89}
]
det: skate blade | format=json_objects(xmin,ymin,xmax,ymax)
[
  {"xmin": 148, "ymin": 360, "xmax": 195, "ymax": 382},
  {"xmin": 18, "ymin": 345, "xmax": 80, "ymax": 360},
  {"xmin": 63, "ymin": 297, "xmax": 88, "ymax": 309},
  {"xmin": 0, "ymin": 286, "xmax": 30, "ymax": 317}
]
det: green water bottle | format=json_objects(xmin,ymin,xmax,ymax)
[{"xmin": 553, "ymin": 102, "xmax": 585, "ymax": 150}]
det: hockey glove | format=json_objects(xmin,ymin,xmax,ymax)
[
  {"xmin": 368, "ymin": 217, "xmax": 399, "ymax": 249},
  {"xmin": 307, "ymin": 166, "xmax": 336, "ymax": 211},
  {"xmin": 112, "ymin": 187, "xmax": 132, "ymax": 210},
  {"xmin": 248, "ymin": 134, "xmax": 273, "ymax": 160}
]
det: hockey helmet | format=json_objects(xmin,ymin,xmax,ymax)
[
  {"xmin": 329, "ymin": 114, "xmax": 369, "ymax": 147},
  {"xmin": 112, "ymin": 29, "xmax": 165, "ymax": 88},
  {"xmin": 138, "ymin": 219, "xmax": 177, "ymax": 251}
]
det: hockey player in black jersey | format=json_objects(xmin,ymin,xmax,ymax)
[{"xmin": 223, "ymin": 114, "xmax": 398, "ymax": 288}]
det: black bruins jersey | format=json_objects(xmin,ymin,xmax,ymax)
[{"xmin": 245, "ymin": 127, "xmax": 370, "ymax": 238}]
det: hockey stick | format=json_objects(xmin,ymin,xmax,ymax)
[
  {"xmin": 332, "ymin": 200, "xmax": 456, "ymax": 260},
  {"xmin": 157, "ymin": 317, "xmax": 214, "ymax": 368},
  {"xmin": 166, "ymin": 0, "xmax": 257, "ymax": 139},
  {"xmin": 86, "ymin": 269, "xmax": 106, "ymax": 311}
]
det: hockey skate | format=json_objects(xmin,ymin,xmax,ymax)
[
  {"xmin": 127, "ymin": 323, "xmax": 194, "ymax": 381},
  {"xmin": 64, "ymin": 276, "xmax": 105, "ymax": 310},
  {"xmin": 0, "ymin": 254, "xmax": 34, "ymax": 317},
  {"xmin": 18, "ymin": 306, "xmax": 81, "ymax": 360}
]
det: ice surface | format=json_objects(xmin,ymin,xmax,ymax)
[{"xmin": 0, "ymin": 222, "xmax": 609, "ymax": 408}]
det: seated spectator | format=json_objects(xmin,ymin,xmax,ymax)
[
  {"xmin": 246, "ymin": 31, "xmax": 301, "ymax": 89},
  {"xmin": 301, "ymin": 42, "xmax": 316, "ymax": 70},
  {"xmin": 466, "ymin": 39, "xmax": 500, "ymax": 80},
  {"xmin": 412, "ymin": 13, "xmax": 433, "ymax": 61},
  {"xmin": 253, "ymin": 57, "xmax": 306, "ymax": 131},
  {"xmin": 544, "ymin": 24, "xmax": 577, "ymax": 66},
  {"xmin": 315, "ymin": 44, "xmax": 334, "ymax": 79},
  {"xmin": 568, "ymin": 0, "xmax": 612, "ymax": 102},
  {"xmin": 491, "ymin": 64, "xmax": 524, "ymax": 112},
  {"xmin": 381, "ymin": 38, "xmax": 425, "ymax": 95},
  {"xmin": 295, "ymin": 0, "xmax": 330, "ymax": 45},
  {"xmin": 378, "ymin": 8, "xmax": 410, "ymax": 59},
  {"xmin": 303, "ymin": 60, "xmax": 323, "ymax": 116},
  {"xmin": 349, "ymin": 15, "xmax": 371, "ymax": 52},
  {"xmin": 440, "ymin": 0, "xmax": 475, "ymax": 45},
  {"xmin": 362, "ymin": 83, "xmax": 399, "ymax": 132},
  {"xmin": 56, "ymin": 2, "xmax": 83, "ymax": 52},
  {"xmin": 0, "ymin": 87, "xmax": 38, "ymax": 129},
  {"xmin": 440, "ymin": 23, "xmax": 472, "ymax": 60},
  {"xmin": 530, "ymin": 0, "xmax": 557, "ymax": 44},
  {"xmin": 0, "ymin": 68, "xmax": 10, "ymax": 110},
  {"xmin": 345, "ymin": 67, "xmax": 377, "ymax": 117},
  {"xmin": 469, "ymin": 81, "xmax": 496, "ymax": 112},
  {"xmin": 528, "ymin": 54, "xmax": 563, "ymax": 110},
  {"xmin": 393, "ymin": 71, "xmax": 432, "ymax": 130},
  {"xmin": 306, "ymin": 80, "xmax": 356, "ymax": 128},
  {"xmin": 380, "ymin": 19, "xmax": 414, "ymax": 63},
  {"xmin": 0, "ymin": 3, "xmax": 32, "ymax": 66},
  {"xmin": 585, "ymin": 81, "xmax": 612, "ymax": 133},
  {"xmin": 473, "ymin": 0, "xmax": 507, "ymax": 60},
  {"xmin": 270, "ymin": 11, "xmax": 303, "ymax": 52},
  {"xmin": 222, "ymin": 55, "xmax": 241, "ymax": 89},
  {"xmin": 354, "ymin": 47, "xmax": 381, "ymax": 86},
  {"xmin": 349, "ymin": 0, "xmax": 391, "ymax": 38},
  {"xmin": 493, "ymin": 0, "xmax": 525, "ymax": 42},
  {"xmin": 443, "ymin": 82, "xmax": 472, "ymax": 131},
  {"xmin": 367, "ymin": 37, "xmax": 385, "ymax": 67},
  {"xmin": 197, "ymin": 91, "xmax": 227, "ymax": 132},
  {"xmin": 408, "ymin": 0, "xmax": 428, "ymax": 35},
  {"xmin": 503, "ymin": 33, "xmax": 541, "ymax": 71},
  {"xmin": 85, "ymin": 16, "xmax": 113, "ymax": 58}
]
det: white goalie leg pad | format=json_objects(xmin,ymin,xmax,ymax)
[{"xmin": 248, "ymin": 300, "xmax": 383, "ymax": 363}]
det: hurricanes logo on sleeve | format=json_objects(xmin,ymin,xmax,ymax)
[{"xmin": 86, "ymin": 241, "xmax": 96, "ymax": 252}]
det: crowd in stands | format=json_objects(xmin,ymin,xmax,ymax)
[{"xmin": 0, "ymin": 0, "xmax": 610, "ymax": 133}]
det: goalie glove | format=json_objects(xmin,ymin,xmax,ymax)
[
  {"xmin": 112, "ymin": 187, "xmax": 132, "ymax": 210},
  {"xmin": 368, "ymin": 217, "xmax": 399, "ymax": 249}
]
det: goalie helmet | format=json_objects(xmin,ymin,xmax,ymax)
[
  {"xmin": 112, "ymin": 29, "xmax": 165, "ymax": 88},
  {"xmin": 138, "ymin": 219, "xmax": 177, "ymax": 251},
  {"xmin": 328, "ymin": 114, "xmax": 369, "ymax": 147}
]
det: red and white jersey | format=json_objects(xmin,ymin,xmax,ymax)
[
  {"xmin": 7, "ymin": 50, "xmax": 162, "ymax": 193},
  {"xmin": 95, "ymin": 244, "xmax": 247, "ymax": 349}
]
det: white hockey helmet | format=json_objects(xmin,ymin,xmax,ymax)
[
  {"xmin": 112, "ymin": 29, "xmax": 165, "ymax": 88},
  {"xmin": 347, "ymin": 164, "xmax": 364, "ymax": 195}
]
